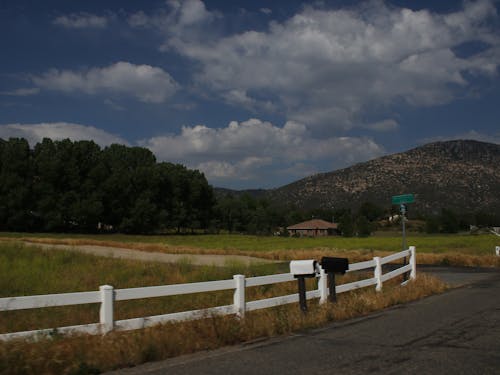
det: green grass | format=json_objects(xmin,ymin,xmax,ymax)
[
  {"xmin": 0, "ymin": 242, "xmax": 289, "ymax": 333},
  {"xmin": 165, "ymin": 233, "xmax": 498, "ymax": 255},
  {"xmin": 0, "ymin": 242, "xmax": 271, "ymax": 296},
  {"xmin": 1, "ymin": 231, "xmax": 498, "ymax": 255}
]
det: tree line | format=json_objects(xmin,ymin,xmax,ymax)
[
  {"xmin": 213, "ymin": 196, "xmax": 386, "ymax": 237},
  {"xmin": 0, "ymin": 138, "xmax": 214, "ymax": 233},
  {"xmin": 1, "ymin": 137, "xmax": 498, "ymax": 236},
  {"xmin": 214, "ymin": 195, "xmax": 499, "ymax": 236}
]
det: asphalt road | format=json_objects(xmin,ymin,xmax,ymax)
[{"xmin": 109, "ymin": 268, "xmax": 500, "ymax": 375}]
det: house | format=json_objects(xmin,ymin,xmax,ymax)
[{"xmin": 287, "ymin": 219, "xmax": 338, "ymax": 237}]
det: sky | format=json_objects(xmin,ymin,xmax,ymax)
[{"xmin": 1, "ymin": 0, "xmax": 499, "ymax": 190}]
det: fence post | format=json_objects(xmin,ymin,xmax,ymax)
[
  {"xmin": 318, "ymin": 267, "xmax": 328, "ymax": 304},
  {"xmin": 100, "ymin": 285, "xmax": 114, "ymax": 334},
  {"xmin": 496, "ymin": 246, "xmax": 500, "ymax": 256},
  {"xmin": 233, "ymin": 274, "xmax": 245, "ymax": 318},
  {"xmin": 409, "ymin": 246, "xmax": 417, "ymax": 280},
  {"xmin": 374, "ymin": 257, "xmax": 382, "ymax": 292}
]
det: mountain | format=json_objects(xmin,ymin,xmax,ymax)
[
  {"xmin": 215, "ymin": 187, "xmax": 268, "ymax": 199},
  {"xmin": 221, "ymin": 140, "xmax": 500, "ymax": 215}
]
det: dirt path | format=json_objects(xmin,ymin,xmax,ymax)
[{"xmin": 21, "ymin": 242, "xmax": 276, "ymax": 267}]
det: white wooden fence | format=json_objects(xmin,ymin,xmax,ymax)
[{"xmin": 0, "ymin": 246, "xmax": 416, "ymax": 341}]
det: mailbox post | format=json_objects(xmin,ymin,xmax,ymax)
[
  {"xmin": 320, "ymin": 257, "xmax": 349, "ymax": 302},
  {"xmin": 289, "ymin": 260, "xmax": 319, "ymax": 312}
]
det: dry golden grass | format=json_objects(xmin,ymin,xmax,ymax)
[
  {"xmin": 0, "ymin": 273, "xmax": 367, "ymax": 334},
  {"xmin": 412, "ymin": 252, "xmax": 500, "ymax": 267},
  {"xmin": 0, "ymin": 274, "xmax": 445, "ymax": 375}
]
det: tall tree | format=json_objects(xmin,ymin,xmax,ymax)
[
  {"xmin": 0, "ymin": 138, "xmax": 33, "ymax": 230},
  {"xmin": 1, "ymin": 137, "xmax": 216, "ymax": 234}
]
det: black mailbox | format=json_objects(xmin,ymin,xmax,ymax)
[
  {"xmin": 321, "ymin": 257, "xmax": 349, "ymax": 274},
  {"xmin": 320, "ymin": 257, "xmax": 349, "ymax": 302}
]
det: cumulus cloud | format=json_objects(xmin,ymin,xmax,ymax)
[
  {"xmin": 32, "ymin": 62, "xmax": 178, "ymax": 103},
  {"xmin": 128, "ymin": 0, "xmax": 220, "ymax": 51},
  {"xmin": 53, "ymin": 12, "xmax": 108, "ymax": 29},
  {"xmin": 140, "ymin": 118, "xmax": 384, "ymax": 187},
  {"xmin": 0, "ymin": 122, "xmax": 128, "ymax": 147},
  {"xmin": 132, "ymin": 0, "xmax": 500, "ymax": 131}
]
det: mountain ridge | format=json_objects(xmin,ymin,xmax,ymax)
[{"xmin": 217, "ymin": 140, "xmax": 500, "ymax": 215}]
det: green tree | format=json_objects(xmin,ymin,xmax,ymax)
[
  {"xmin": 337, "ymin": 210, "xmax": 354, "ymax": 237},
  {"xmin": 120, "ymin": 194, "xmax": 159, "ymax": 234},
  {"xmin": 100, "ymin": 144, "xmax": 156, "ymax": 230},
  {"xmin": 32, "ymin": 139, "xmax": 105, "ymax": 232},
  {"xmin": 440, "ymin": 208, "xmax": 459, "ymax": 233},
  {"xmin": 356, "ymin": 215, "xmax": 372, "ymax": 237},
  {"xmin": 0, "ymin": 138, "xmax": 34, "ymax": 231},
  {"xmin": 425, "ymin": 216, "xmax": 440, "ymax": 233},
  {"xmin": 0, "ymin": 137, "xmax": 216, "ymax": 234},
  {"xmin": 358, "ymin": 202, "xmax": 384, "ymax": 222}
]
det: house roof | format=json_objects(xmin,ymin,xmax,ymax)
[{"xmin": 287, "ymin": 219, "xmax": 338, "ymax": 230}]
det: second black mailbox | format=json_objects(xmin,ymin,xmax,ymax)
[
  {"xmin": 321, "ymin": 257, "xmax": 349, "ymax": 302},
  {"xmin": 321, "ymin": 257, "xmax": 348, "ymax": 274}
]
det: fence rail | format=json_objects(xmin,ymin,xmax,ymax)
[{"xmin": 0, "ymin": 246, "xmax": 416, "ymax": 341}]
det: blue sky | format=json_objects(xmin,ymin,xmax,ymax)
[{"xmin": 1, "ymin": 0, "xmax": 499, "ymax": 189}]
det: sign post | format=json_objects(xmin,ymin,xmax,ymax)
[{"xmin": 391, "ymin": 194, "xmax": 415, "ymax": 281}]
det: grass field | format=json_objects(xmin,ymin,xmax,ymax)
[
  {"xmin": 0, "ymin": 242, "xmax": 292, "ymax": 334},
  {"xmin": 1, "ymin": 231, "xmax": 499, "ymax": 267},
  {"xmin": 1, "ymin": 231, "xmax": 498, "ymax": 253},
  {"xmin": 0, "ymin": 240, "xmax": 445, "ymax": 374},
  {"xmin": 1, "ymin": 231, "xmax": 498, "ymax": 374}
]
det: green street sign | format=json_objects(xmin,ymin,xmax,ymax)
[{"xmin": 391, "ymin": 194, "xmax": 415, "ymax": 205}]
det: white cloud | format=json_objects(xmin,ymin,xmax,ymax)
[
  {"xmin": 134, "ymin": 0, "xmax": 500, "ymax": 131},
  {"xmin": 140, "ymin": 118, "xmax": 384, "ymax": 187},
  {"xmin": 221, "ymin": 89, "xmax": 276, "ymax": 112},
  {"xmin": 196, "ymin": 160, "xmax": 237, "ymax": 178},
  {"xmin": 169, "ymin": 0, "xmax": 215, "ymax": 27},
  {"xmin": 128, "ymin": 0, "xmax": 220, "ymax": 52},
  {"xmin": 0, "ymin": 119, "xmax": 385, "ymax": 188},
  {"xmin": 53, "ymin": 12, "xmax": 108, "ymax": 29},
  {"xmin": 0, "ymin": 123, "xmax": 128, "ymax": 147},
  {"xmin": 32, "ymin": 62, "xmax": 178, "ymax": 103},
  {"xmin": 0, "ymin": 88, "xmax": 40, "ymax": 96}
]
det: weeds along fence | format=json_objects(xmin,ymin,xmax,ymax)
[{"xmin": 0, "ymin": 246, "xmax": 416, "ymax": 341}]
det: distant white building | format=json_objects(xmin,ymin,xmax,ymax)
[{"xmin": 388, "ymin": 214, "xmax": 400, "ymax": 223}]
